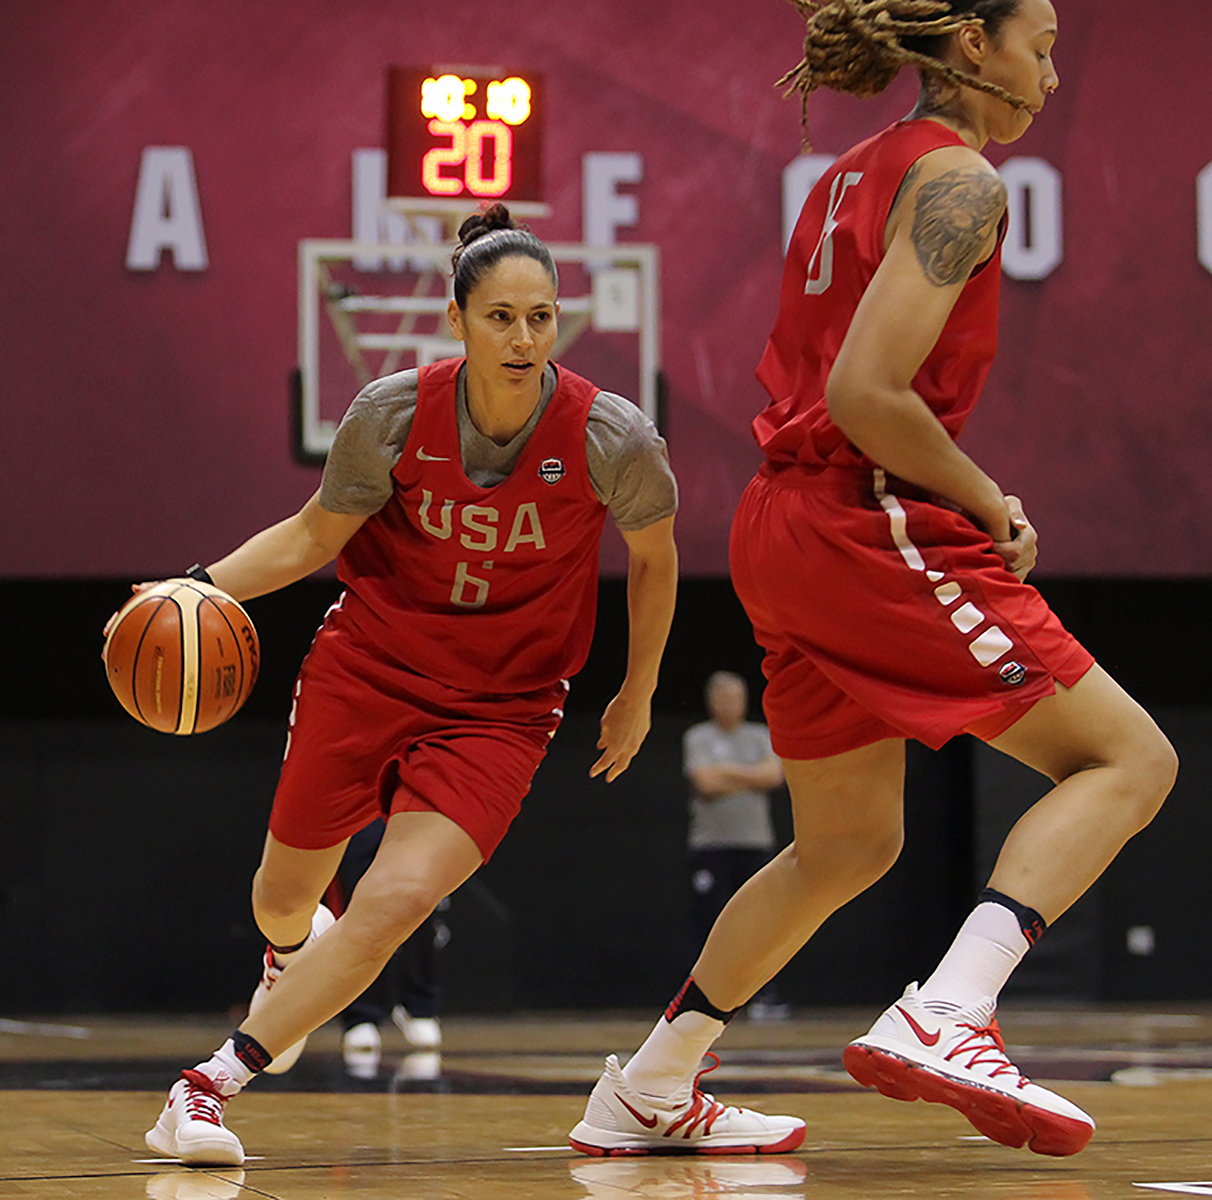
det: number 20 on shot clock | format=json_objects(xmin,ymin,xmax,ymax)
[{"xmin": 386, "ymin": 66, "xmax": 544, "ymax": 203}]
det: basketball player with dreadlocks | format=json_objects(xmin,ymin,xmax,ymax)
[{"xmin": 571, "ymin": 0, "xmax": 1175, "ymax": 1158}]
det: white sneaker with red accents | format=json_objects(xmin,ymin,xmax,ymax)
[
  {"xmin": 145, "ymin": 1072, "xmax": 244, "ymax": 1166},
  {"xmin": 248, "ymin": 903, "xmax": 336, "ymax": 1074},
  {"xmin": 568, "ymin": 1053, "xmax": 806, "ymax": 1156},
  {"xmin": 843, "ymin": 982, "xmax": 1095, "ymax": 1156}
]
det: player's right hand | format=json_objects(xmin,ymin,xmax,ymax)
[{"xmin": 993, "ymin": 495, "xmax": 1037, "ymax": 580}]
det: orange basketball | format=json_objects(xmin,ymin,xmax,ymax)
[{"xmin": 103, "ymin": 579, "xmax": 260, "ymax": 734}]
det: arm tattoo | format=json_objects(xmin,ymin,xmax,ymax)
[
  {"xmin": 910, "ymin": 168, "xmax": 1008, "ymax": 287},
  {"xmin": 889, "ymin": 162, "xmax": 922, "ymax": 222}
]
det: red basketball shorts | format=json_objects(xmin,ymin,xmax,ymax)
[
  {"xmin": 268, "ymin": 620, "xmax": 565, "ymax": 860},
  {"xmin": 730, "ymin": 464, "xmax": 1094, "ymax": 759}
]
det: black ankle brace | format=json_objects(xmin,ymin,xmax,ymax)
[
  {"xmin": 979, "ymin": 887, "xmax": 1047, "ymax": 946},
  {"xmin": 232, "ymin": 1030, "xmax": 273, "ymax": 1073},
  {"xmin": 268, "ymin": 935, "xmax": 308, "ymax": 957},
  {"xmin": 663, "ymin": 977, "xmax": 739, "ymax": 1025}
]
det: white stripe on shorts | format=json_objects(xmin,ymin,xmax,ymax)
[
  {"xmin": 873, "ymin": 469, "xmax": 926, "ymax": 572},
  {"xmin": 872, "ymin": 469, "xmax": 1015, "ymax": 671}
]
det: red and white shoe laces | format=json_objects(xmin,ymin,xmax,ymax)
[
  {"xmin": 844, "ymin": 982, "xmax": 1095, "ymax": 1157},
  {"xmin": 569, "ymin": 1050, "xmax": 806, "ymax": 1155},
  {"xmin": 942, "ymin": 1018, "xmax": 1030, "ymax": 1087},
  {"xmin": 179, "ymin": 1070, "xmax": 229, "ymax": 1125},
  {"xmin": 664, "ymin": 1054, "xmax": 732, "ymax": 1139}
]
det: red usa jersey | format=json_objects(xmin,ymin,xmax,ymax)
[
  {"xmin": 755, "ymin": 120, "xmax": 1004, "ymax": 469},
  {"xmin": 334, "ymin": 358, "xmax": 608, "ymax": 693}
]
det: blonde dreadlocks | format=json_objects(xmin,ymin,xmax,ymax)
[{"xmin": 778, "ymin": 0, "xmax": 1031, "ymax": 135}]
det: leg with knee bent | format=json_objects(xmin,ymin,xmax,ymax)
[
  {"xmin": 335, "ymin": 859, "xmax": 453, "ymax": 967},
  {"xmin": 573, "ymin": 739, "xmax": 905, "ymax": 1155},
  {"xmin": 147, "ymin": 810, "xmax": 483, "ymax": 1165},
  {"xmin": 844, "ymin": 666, "xmax": 1176, "ymax": 1158},
  {"xmin": 241, "ymin": 810, "xmax": 482, "ymax": 1061},
  {"xmin": 908, "ymin": 667, "xmax": 1176, "ymax": 1026},
  {"xmin": 985, "ymin": 663, "xmax": 1177, "ymax": 923},
  {"xmin": 251, "ymin": 834, "xmax": 348, "ymax": 949},
  {"xmin": 692, "ymin": 737, "xmax": 906, "ymax": 1011},
  {"xmin": 620, "ymin": 739, "xmax": 904, "ymax": 1101}
]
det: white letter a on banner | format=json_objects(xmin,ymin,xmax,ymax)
[{"xmin": 126, "ymin": 147, "xmax": 209, "ymax": 271}]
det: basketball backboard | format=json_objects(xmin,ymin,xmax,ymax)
[{"xmin": 295, "ymin": 228, "xmax": 660, "ymax": 461}]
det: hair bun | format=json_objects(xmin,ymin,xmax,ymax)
[
  {"xmin": 788, "ymin": 2, "xmax": 902, "ymax": 100},
  {"xmin": 449, "ymin": 204, "xmax": 556, "ymax": 308},
  {"xmin": 457, "ymin": 202, "xmax": 516, "ymax": 247}
]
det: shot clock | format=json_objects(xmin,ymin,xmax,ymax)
[{"xmin": 386, "ymin": 67, "xmax": 544, "ymax": 203}]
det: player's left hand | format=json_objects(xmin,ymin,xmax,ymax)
[
  {"xmin": 993, "ymin": 495, "xmax": 1038, "ymax": 580},
  {"xmin": 101, "ymin": 580, "xmax": 163, "ymax": 655},
  {"xmin": 591, "ymin": 690, "xmax": 652, "ymax": 782}
]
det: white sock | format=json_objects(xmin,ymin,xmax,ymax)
[
  {"xmin": 917, "ymin": 901, "xmax": 1029, "ymax": 1014},
  {"xmin": 191, "ymin": 1038, "xmax": 257, "ymax": 1097},
  {"xmin": 621, "ymin": 1011, "xmax": 725, "ymax": 1100}
]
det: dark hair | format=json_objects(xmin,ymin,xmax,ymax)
[
  {"xmin": 450, "ymin": 202, "xmax": 559, "ymax": 310},
  {"xmin": 778, "ymin": 0, "xmax": 1030, "ymax": 135},
  {"xmin": 900, "ymin": 0, "xmax": 1021, "ymax": 58}
]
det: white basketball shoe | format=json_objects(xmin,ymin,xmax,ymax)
[
  {"xmin": 569, "ymin": 1053, "xmax": 806, "ymax": 1156},
  {"xmin": 248, "ymin": 903, "xmax": 337, "ymax": 1074},
  {"xmin": 843, "ymin": 982, "xmax": 1095, "ymax": 1156},
  {"xmin": 392, "ymin": 1005, "xmax": 442, "ymax": 1049},
  {"xmin": 342, "ymin": 1022, "xmax": 382, "ymax": 1079},
  {"xmin": 145, "ymin": 1072, "xmax": 244, "ymax": 1166}
]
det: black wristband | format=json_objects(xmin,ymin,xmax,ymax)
[{"xmin": 185, "ymin": 563, "xmax": 214, "ymax": 585}]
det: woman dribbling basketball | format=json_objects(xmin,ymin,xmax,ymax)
[{"xmin": 138, "ymin": 205, "xmax": 685, "ymax": 1165}]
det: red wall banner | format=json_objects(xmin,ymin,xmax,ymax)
[{"xmin": 2, "ymin": 0, "xmax": 1210, "ymax": 578}]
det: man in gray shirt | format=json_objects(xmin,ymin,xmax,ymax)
[{"xmin": 683, "ymin": 672, "xmax": 787, "ymax": 1016}]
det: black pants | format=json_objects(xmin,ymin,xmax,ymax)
[
  {"xmin": 334, "ymin": 819, "xmax": 444, "ymax": 1029},
  {"xmin": 687, "ymin": 847, "xmax": 773, "ymax": 960}
]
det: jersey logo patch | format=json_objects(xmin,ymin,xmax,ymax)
[
  {"xmin": 999, "ymin": 661, "xmax": 1027, "ymax": 687},
  {"xmin": 539, "ymin": 457, "xmax": 565, "ymax": 485},
  {"xmin": 416, "ymin": 447, "xmax": 451, "ymax": 462}
]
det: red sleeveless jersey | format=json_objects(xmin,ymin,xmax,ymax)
[
  {"xmin": 755, "ymin": 120, "xmax": 1004, "ymax": 468},
  {"xmin": 334, "ymin": 358, "xmax": 608, "ymax": 693}
]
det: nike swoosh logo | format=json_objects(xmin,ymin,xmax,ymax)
[
  {"xmin": 416, "ymin": 447, "xmax": 451, "ymax": 462},
  {"xmin": 614, "ymin": 1093, "xmax": 659, "ymax": 1129},
  {"xmin": 896, "ymin": 1005, "xmax": 941, "ymax": 1047}
]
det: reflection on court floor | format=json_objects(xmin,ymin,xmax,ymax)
[{"xmin": 3, "ymin": 1008, "xmax": 1212, "ymax": 1198}]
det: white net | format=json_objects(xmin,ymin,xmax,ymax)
[{"xmin": 297, "ymin": 228, "xmax": 660, "ymax": 459}]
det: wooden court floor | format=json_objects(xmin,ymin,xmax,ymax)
[{"xmin": 3, "ymin": 1005, "xmax": 1212, "ymax": 1198}]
